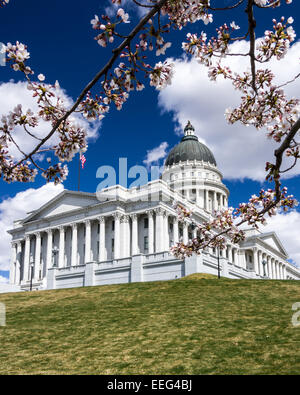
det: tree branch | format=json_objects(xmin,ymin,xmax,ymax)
[{"xmin": 10, "ymin": 0, "xmax": 168, "ymax": 171}]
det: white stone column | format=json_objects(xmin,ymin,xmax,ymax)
[
  {"xmin": 23, "ymin": 235, "xmax": 31, "ymax": 281},
  {"xmin": 173, "ymin": 217, "xmax": 179, "ymax": 245},
  {"xmin": 274, "ymin": 260, "xmax": 278, "ymax": 279},
  {"xmin": 227, "ymin": 245, "xmax": 232, "ymax": 262},
  {"xmin": 279, "ymin": 262, "xmax": 283, "ymax": 279},
  {"xmin": 260, "ymin": 254, "xmax": 264, "ymax": 276},
  {"xmin": 233, "ymin": 248, "xmax": 238, "ymax": 265},
  {"xmin": 183, "ymin": 222, "xmax": 188, "ymax": 244},
  {"xmin": 124, "ymin": 215, "xmax": 131, "ymax": 257},
  {"xmin": 164, "ymin": 212, "xmax": 169, "ymax": 250},
  {"xmin": 120, "ymin": 215, "xmax": 126, "ymax": 258},
  {"xmin": 131, "ymin": 213, "xmax": 139, "ymax": 255},
  {"xmin": 84, "ymin": 220, "xmax": 91, "ymax": 263},
  {"xmin": 266, "ymin": 256, "xmax": 270, "ymax": 278},
  {"xmin": 282, "ymin": 264, "xmax": 286, "ymax": 280},
  {"xmin": 71, "ymin": 223, "xmax": 78, "ymax": 266},
  {"xmin": 148, "ymin": 210, "xmax": 154, "ymax": 254},
  {"xmin": 155, "ymin": 208, "xmax": 164, "ymax": 253},
  {"xmin": 46, "ymin": 229, "xmax": 53, "ymax": 270},
  {"xmin": 259, "ymin": 252, "xmax": 264, "ymax": 276},
  {"xmin": 271, "ymin": 258, "xmax": 275, "ymax": 279},
  {"xmin": 58, "ymin": 226, "xmax": 65, "ymax": 268},
  {"xmin": 98, "ymin": 216, "xmax": 106, "ymax": 262},
  {"xmin": 192, "ymin": 227, "xmax": 197, "ymax": 239},
  {"xmin": 253, "ymin": 248, "xmax": 259, "ymax": 275},
  {"xmin": 113, "ymin": 213, "xmax": 121, "ymax": 260},
  {"xmin": 34, "ymin": 232, "xmax": 41, "ymax": 280},
  {"xmin": 213, "ymin": 191, "xmax": 217, "ymax": 212},
  {"xmin": 205, "ymin": 189, "xmax": 209, "ymax": 211},
  {"xmin": 9, "ymin": 242, "xmax": 17, "ymax": 284},
  {"xmin": 15, "ymin": 242, "xmax": 22, "ymax": 285}
]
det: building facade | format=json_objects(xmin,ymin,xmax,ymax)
[{"xmin": 6, "ymin": 122, "xmax": 300, "ymax": 292}]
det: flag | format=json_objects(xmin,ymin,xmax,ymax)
[{"xmin": 80, "ymin": 152, "xmax": 86, "ymax": 169}]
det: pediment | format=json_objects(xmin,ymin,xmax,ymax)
[
  {"xmin": 23, "ymin": 190, "xmax": 98, "ymax": 223},
  {"xmin": 258, "ymin": 232, "xmax": 288, "ymax": 257}
]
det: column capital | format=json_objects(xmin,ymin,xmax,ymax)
[
  {"xmin": 154, "ymin": 207, "xmax": 164, "ymax": 216},
  {"xmin": 84, "ymin": 219, "xmax": 91, "ymax": 226},
  {"xmin": 146, "ymin": 209, "xmax": 154, "ymax": 217},
  {"xmin": 71, "ymin": 223, "xmax": 77, "ymax": 230},
  {"xmin": 46, "ymin": 228, "xmax": 53, "ymax": 235},
  {"xmin": 130, "ymin": 213, "xmax": 138, "ymax": 221},
  {"xmin": 98, "ymin": 216, "xmax": 105, "ymax": 223},
  {"xmin": 113, "ymin": 212, "xmax": 122, "ymax": 220},
  {"xmin": 121, "ymin": 215, "xmax": 130, "ymax": 223},
  {"xmin": 58, "ymin": 225, "xmax": 65, "ymax": 232},
  {"xmin": 25, "ymin": 234, "xmax": 31, "ymax": 241}
]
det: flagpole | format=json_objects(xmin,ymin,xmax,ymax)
[{"xmin": 78, "ymin": 152, "xmax": 81, "ymax": 192}]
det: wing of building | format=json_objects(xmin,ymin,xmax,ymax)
[{"xmin": 6, "ymin": 122, "xmax": 300, "ymax": 292}]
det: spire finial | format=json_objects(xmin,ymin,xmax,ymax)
[{"xmin": 184, "ymin": 120, "xmax": 195, "ymax": 136}]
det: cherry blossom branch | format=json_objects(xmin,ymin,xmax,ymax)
[{"xmin": 9, "ymin": 0, "xmax": 168, "ymax": 173}]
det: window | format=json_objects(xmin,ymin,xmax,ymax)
[
  {"xmin": 97, "ymin": 223, "xmax": 100, "ymax": 234},
  {"xmin": 112, "ymin": 220, "xmax": 115, "ymax": 231},
  {"xmin": 144, "ymin": 218, "xmax": 149, "ymax": 229},
  {"xmin": 111, "ymin": 238, "xmax": 114, "ymax": 253},
  {"xmin": 144, "ymin": 236, "xmax": 148, "ymax": 252},
  {"xmin": 191, "ymin": 172, "xmax": 194, "ymax": 177}
]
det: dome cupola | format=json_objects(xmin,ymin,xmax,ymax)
[{"xmin": 165, "ymin": 121, "xmax": 217, "ymax": 167}]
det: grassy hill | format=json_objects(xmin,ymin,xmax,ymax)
[{"xmin": 0, "ymin": 274, "xmax": 299, "ymax": 375}]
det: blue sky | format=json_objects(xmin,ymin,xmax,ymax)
[{"xmin": 0, "ymin": 0, "xmax": 300, "ymax": 279}]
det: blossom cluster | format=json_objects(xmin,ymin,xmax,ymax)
[
  {"xmin": 0, "ymin": 0, "xmax": 9, "ymax": 7},
  {"xmin": 161, "ymin": 0, "xmax": 213, "ymax": 30},
  {"xmin": 256, "ymin": 17, "xmax": 296, "ymax": 62}
]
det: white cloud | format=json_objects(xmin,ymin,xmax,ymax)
[
  {"xmin": 143, "ymin": 141, "xmax": 169, "ymax": 167},
  {"xmin": 261, "ymin": 210, "xmax": 300, "ymax": 268},
  {"xmin": 0, "ymin": 81, "xmax": 100, "ymax": 161},
  {"xmin": 0, "ymin": 183, "xmax": 64, "ymax": 271},
  {"xmin": 158, "ymin": 40, "xmax": 300, "ymax": 181}
]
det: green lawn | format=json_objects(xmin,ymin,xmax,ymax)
[{"xmin": 0, "ymin": 274, "xmax": 299, "ymax": 374}]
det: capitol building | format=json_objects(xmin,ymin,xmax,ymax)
[{"xmin": 6, "ymin": 122, "xmax": 300, "ymax": 292}]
